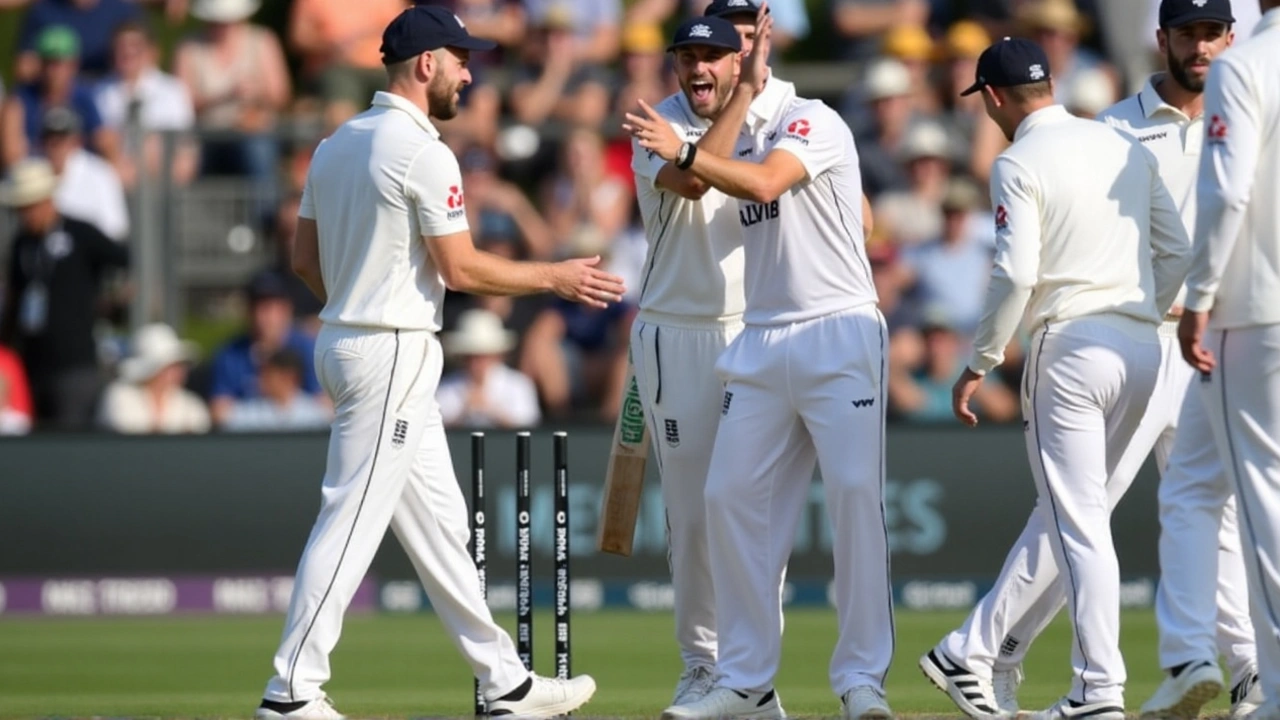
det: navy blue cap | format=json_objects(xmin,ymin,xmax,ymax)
[
  {"xmin": 1159, "ymin": 0, "xmax": 1234, "ymax": 28},
  {"xmin": 667, "ymin": 16, "xmax": 742, "ymax": 53},
  {"xmin": 704, "ymin": 0, "xmax": 767, "ymax": 19},
  {"xmin": 380, "ymin": 4, "xmax": 496, "ymax": 65},
  {"xmin": 247, "ymin": 270, "xmax": 291, "ymax": 303},
  {"xmin": 960, "ymin": 37, "xmax": 1052, "ymax": 96}
]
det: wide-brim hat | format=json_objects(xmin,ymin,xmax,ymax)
[
  {"xmin": 0, "ymin": 158, "xmax": 58, "ymax": 207},
  {"xmin": 1016, "ymin": 0, "xmax": 1092, "ymax": 37},
  {"xmin": 119, "ymin": 323, "xmax": 199, "ymax": 383},
  {"xmin": 443, "ymin": 309, "xmax": 517, "ymax": 357},
  {"xmin": 191, "ymin": 0, "xmax": 261, "ymax": 24}
]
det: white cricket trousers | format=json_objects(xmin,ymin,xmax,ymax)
[
  {"xmin": 630, "ymin": 312, "xmax": 744, "ymax": 671},
  {"xmin": 942, "ymin": 329, "xmax": 1255, "ymax": 682},
  {"xmin": 1201, "ymin": 324, "xmax": 1280, "ymax": 704},
  {"xmin": 1009, "ymin": 315, "xmax": 1159, "ymax": 705},
  {"xmin": 705, "ymin": 304, "xmax": 894, "ymax": 697},
  {"xmin": 263, "ymin": 325, "xmax": 528, "ymax": 704}
]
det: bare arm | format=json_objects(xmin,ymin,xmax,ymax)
[
  {"xmin": 259, "ymin": 32, "xmax": 293, "ymax": 112},
  {"xmin": 574, "ymin": 23, "xmax": 621, "ymax": 65},
  {"xmin": 287, "ymin": 0, "xmax": 331, "ymax": 57},
  {"xmin": 510, "ymin": 35, "xmax": 575, "ymax": 125},
  {"xmin": 291, "ymin": 217, "xmax": 326, "ymax": 303},
  {"xmin": 652, "ymin": 77, "xmax": 755, "ymax": 199},
  {"xmin": 833, "ymin": 0, "xmax": 926, "ymax": 39},
  {"xmin": 0, "ymin": 98, "xmax": 29, "ymax": 169}
]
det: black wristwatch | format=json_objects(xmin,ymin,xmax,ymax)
[{"xmin": 675, "ymin": 141, "xmax": 697, "ymax": 170}]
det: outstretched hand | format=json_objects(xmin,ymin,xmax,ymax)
[
  {"xmin": 740, "ymin": 3, "xmax": 773, "ymax": 96},
  {"xmin": 551, "ymin": 255, "xmax": 627, "ymax": 310},
  {"xmin": 624, "ymin": 100, "xmax": 684, "ymax": 164}
]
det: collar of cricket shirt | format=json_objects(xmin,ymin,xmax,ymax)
[
  {"xmin": 1256, "ymin": 6, "xmax": 1280, "ymax": 35},
  {"xmin": 371, "ymin": 91, "xmax": 440, "ymax": 139},
  {"xmin": 745, "ymin": 70, "xmax": 794, "ymax": 135},
  {"xmin": 1138, "ymin": 75, "xmax": 1194, "ymax": 122},
  {"xmin": 1013, "ymin": 103, "xmax": 1071, "ymax": 142}
]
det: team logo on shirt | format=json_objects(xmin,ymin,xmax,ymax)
[
  {"xmin": 721, "ymin": 391, "xmax": 733, "ymax": 416},
  {"xmin": 391, "ymin": 419, "xmax": 409, "ymax": 449},
  {"xmin": 664, "ymin": 418, "xmax": 680, "ymax": 447},
  {"xmin": 995, "ymin": 204, "xmax": 1009, "ymax": 230},
  {"xmin": 1138, "ymin": 130, "xmax": 1168, "ymax": 143},
  {"xmin": 1207, "ymin": 114, "xmax": 1228, "ymax": 143},
  {"xmin": 740, "ymin": 199, "xmax": 779, "ymax": 227},
  {"xmin": 446, "ymin": 185, "xmax": 466, "ymax": 220}
]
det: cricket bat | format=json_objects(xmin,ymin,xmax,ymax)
[{"xmin": 597, "ymin": 362, "xmax": 649, "ymax": 556}]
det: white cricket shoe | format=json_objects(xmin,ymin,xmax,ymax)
[
  {"xmin": 1139, "ymin": 661, "xmax": 1223, "ymax": 719},
  {"xmin": 661, "ymin": 685, "xmax": 784, "ymax": 720},
  {"xmin": 487, "ymin": 673, "xmax": 597, "ymax": 717},
  {"xmin": 919, "ymin": 646, "xmax": 1008, "ymax": 717},
  {"xmin": 993, "ymin": 665, "xmax": 1023, "ymax": 715},
  {"xmin": 841, "ymin": 686, "xmax": 892, "ymax": 720},
  {"xmin": 1231, "ymin": 671, "xmax": 1264, "ymax": 720},
  {"xmin": 1026, "ymin": 697, "xmax": 1125, "ymax": 720},
  {"xmin": 254, "ymin": 694, "xmax": 345, "ymax": 720},
  {"xmin": 672, "ymin": 665, "xmax": 717, "ymax": 706}
]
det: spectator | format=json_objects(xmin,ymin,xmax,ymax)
[
  {"xmin": 437, "ymin": 309, "xmax": 541, "ymax": 428},
  {"xmin": 1, "ymin": 25, "xmax": 120, "ymax": 171},
  {"xmin": 523, "ymin": 0, "xmax": 622, "ymax": 65},
  {"xmin": 901, "ymin": 177, "xmax": 995, "ymax": 336},
  {"xmin": 519, "ymin": 294, "xmax": 635, "ymax": 421},
  {"xmin": 881, "ymin": 23, "xmax": 941, "ymax": 114},
  {"xmin": 1064, "ymin": 66, "xmax": 1117, "ymax": 119},
  {"xmin": 97, "ymin": 322, "xmax": 211, "ymax": 434},
  {"xmin": 14, "ymin": 0, "xmax": 143, "ymax": 84},
  {"xmin": 450, "ymin": 0, "xmax": 527, "ymax": 49},
  {"xmin": 540, "ymin": 127, "xmax": 632, "ymax": 258},
  {"xmin": 174, "ymin": 0, "xmax": 291, "ymax": 225},
  {"xmin": 870, "ymin": 119, "xmax": 953, "ymax": 245},
  {"xmin": 265, "ymin": 192, "xmax": 323, "ymax": 335},
  {"xmin": 41, "ymin": 105, "xmax": 129, "ymax": 242},
  {"xmin": 459, "ymin": 145, "xmax": 555, "ymax": 259},
  {"xmin": 0, "ymin": 343, "xmax": 34, "ymax": 434},
  {"xmin": 686, "ymin": 0, "xmax": 811, "ymax": 52},
  {"xmin": 831, "ymin": 0, "xmax": 930, "ymax": 61},
  {"xmin": 888, "ymin": 309, "xmax": 1018, "ymax": 423},
  {"xmin": 509, "ymin": 7, "xmax": 612, "ymax": 129},
  {"xmin": 94, "ymin": 19, "xmax": 199, "ymax": 186},
  {"xmin": 287, "ymin": 0, "xmax": 409, "ymax": 131},
  {"xmin": 220, "ymin": 348, "xmax": 331, "ymax": 432},
  {"xmin": 611, "ymin": 22, "xmax": 671, "ymax": 123},
  {"xmin": 0, "ymin": 158, "xmax": 129, "ymax": 430},
  {"xmin": 1013, "ymin": 0, "xmax": 1119, "ymax": 106},
  {"xmin": 934, "ymin": 19, "xmax": 991, "ymax": 165},
  {"xmin": 845, "ymin": 57, "xmax": 916, "ymax": 198},
  {"xmin": 207, "ymin": 270, "xmax": 322, "ymax": 427}
]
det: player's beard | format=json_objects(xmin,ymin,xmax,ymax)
[
  {"xmin": 428, "ymin": 73, "xmax": 461, "ymax": 120},
  {"xmin": 1167, "ymin": 47, "xmax": 1210, "ymax": 93}
]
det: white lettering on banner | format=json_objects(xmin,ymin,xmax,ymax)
[
  {"xmin": 901, "ymin": 581, "xmax": 977, "ymax": 610},
  {"xmin": 381, "ymin": 581, "xmax": 422, "ymax": 612},
  {"xmin": 98, "ymin": 579, "xmax": 177, "ymax": 614},
  {"xmin": 487, "ymin": 584, "xmax": 517, "ymax": 612},
  {"xmin": 213, "ymin": 578, "xmax": 271, "ymax": 613},
  {"xmin": 570, "ymin": 579, "xmax": 603, "ymax": 611},
  {"xmin": 42, "ymin": 580, "xmax": 96, "ymax": 614},
  {"xmin": 270, "ymin": 576, "xmax": 295, "ymax": 612},
  {"xmin": 628, "ymin": 581, "xmax": 676, "ymax": 610},
  {"xmin": 1120, "ymin": 579, "xmax": 1154, "ymax": 608}
]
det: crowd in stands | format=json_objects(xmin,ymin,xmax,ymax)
[{"xmin": 0, "ymin": 0, "xmax": 1243, "ymax": 434}]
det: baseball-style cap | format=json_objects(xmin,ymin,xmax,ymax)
[
  {"xmin": 37, "ymin": 25, "xmax": 80, "ymax": 60},
  {"xmin": 666, "ymin": 16, "xmax": 742, "ymax": 53},
  {"xmin": 41, "ymin": 106, "xmax": 82, "ymax": 137},
  {"xmin": 703, "ymin": 0, "xmax": 767, "ymax": 19},
  {"xmin": 1159, "ymin": 0, "xmax": 1234, "ymax": 29},
  {"xmin": 246, "ymin": 270, "xmax": 291, "ymax": 304},
  {"xmin": 960, "ymin": 37, "xmax": 1052, "ymax": 96},
  {"xmin": 380, "ymin": 4, "xmax": 497, "ymax": 65}
]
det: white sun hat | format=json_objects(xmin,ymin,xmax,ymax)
[
  {"xmin": 443, "ymin": 309, "xmax": 517, "ymax": 357},
  {"xmin": 0, "ymin": 158, "xmax": 58, "ymax": 207},
  {"xmin": 191, "ymin": 0, "xmax": 261, "ymax": 23},
  {"xmin": 119, "ymin": 323, "xmax": 200, "ymax": 383}
]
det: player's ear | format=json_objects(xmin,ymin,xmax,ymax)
[{"xmin": 1156, "ymin": 28, "xmax": 1168, "ymax": 55}]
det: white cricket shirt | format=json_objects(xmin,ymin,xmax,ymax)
[
  {"xmin": 1097, "ymin": 76, "xmax": 1205, "ymax": 312},
  {"xmin": 968, "ymin": 105, "xmax": 1192, "ymax": 375},
  {"xmin": 300, "ymin": 91, "xmax": 469, "ymax": 332},
  {"xmin": 737, "ymin": 96, "xmax": 876, "ymax": 325},
  {"xmin": 630, "ymin": 74, "xmax": 796, "ymax": 321},
  {"xmin": 1184, "ymin": 9, "xmax": 1280, "ymax": 329}
]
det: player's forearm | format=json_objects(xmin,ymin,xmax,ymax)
[
  {"xmin": 446, "ymin": 249, "xmax": 554, "ymax": 296},
  {"xmin": 688, "ymin": 150, "xmax": 778, "ymax": 204},
  {"xmin": 968, "ymin": 279, "xmax": 1032, "ymax": 375}
]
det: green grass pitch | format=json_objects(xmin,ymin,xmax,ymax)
[{"xmin": 0, "ymin": 608, "xmax": 1235, "ymax": 718}]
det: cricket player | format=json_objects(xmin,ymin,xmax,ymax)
[
  {"xmin": 627, "ymin": 0, "xmax": 798, "ymax": 707},
  {"xmin": 1179, "ymin": 2, "xmax": 1280, "ymax": 718},
  {"xmin": 941, "ymin": 38, "xmax": 1191, "ymax": 720},
  {"xmin": 253, "ymin": 6, "xmax": 623, "ymax": 719},
  {"xmin": 921, "ymin": 3, "xmax": 1261, "ymax": 718},
  {"xmin": 628, "ymin": 13, "xmax": 892, "ymax": 720}
]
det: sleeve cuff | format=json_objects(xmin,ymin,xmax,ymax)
[
  {"xmin": 967, "ymin": 353, "xmax": 1000, "ymax": 376},
  {"xmin": 1183, "ymin": 289, "xmax": 1216, "ymax": 313}
]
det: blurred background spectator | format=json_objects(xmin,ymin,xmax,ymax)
[
  {"xmin": 0, "ymin": 0, "xmax": 1198, "ymax": 431},
  {"xmin": 438, "ymin": 308, "xmax": 541, "ymax": 429},
  {"xmin": 97, "ymin": 321, "xmax": 210, "ymax": 433}
]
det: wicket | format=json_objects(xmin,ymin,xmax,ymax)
[{"xmin": 469, "ymin": 430, "xmax": 572, "ymax": 717}]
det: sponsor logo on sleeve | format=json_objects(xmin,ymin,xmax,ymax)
[
  {"xmin": 995, "ymin": 204, "xmax": 1009, "ymax": 231},
  {"xmin": 784, "ymin": 118, "xmax": 811, "ymax": 145},
  {"xmin": 1207, "ymin": 114, "xmax": 1228, "ymax": 143},
  {"xmin": 446, "ymin": 185, "xmax": 466, "ymax": 220}
]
